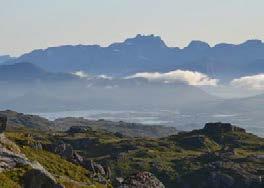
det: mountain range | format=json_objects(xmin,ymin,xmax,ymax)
[{"xmin": 4, "ymin": 34, "xmax": 264, "ymax": 81}]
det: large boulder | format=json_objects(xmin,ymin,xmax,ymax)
[
  {"xmin": 0, "ymin": 115, "xmax": 7, "ymax": 133},
  {"xmin": 119, "ymin": 171, "xmax": 165, "ymax": 188},
  {"xmin": 23, "ymin": 168, "xmax": 64, "ymax": 188}
]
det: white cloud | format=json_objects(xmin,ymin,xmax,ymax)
[
  {"xmin": 72, "ymin": 71, "xmax": 89, "ymax": 78},
  {"xmin": 98, "ymin": 75, "xmax": 112, "ymax": 80},
  {"xmin": 231, "ymin": 74, "xmax": 264, "ymax": 90},
  {"xmin": 126, "ymin": 70, "xmax": 218, "ymax": 86}
]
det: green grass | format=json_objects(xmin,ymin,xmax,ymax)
[
  {"xmin": 0, "ymin": 173, "xmax": 20, "ymax": 188},
  {"xmin": 3, "ymin": 164, "xmax": 32, "ymax": 185},
  {"xmin": 21, "ymin": 146, "xmax": 92, "ymax": 183}
]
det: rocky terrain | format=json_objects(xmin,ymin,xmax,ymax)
[
  {"xmin": 0, "ymin": 112, "xmax": 263, "ymax": 188},
  {"xmin": 0, "ymin": 115, "xmax": 109, "ymax": 188},
  {"xmin": 0, "ymin": 110, "xmax": 178, "ymax": 138},
  {"xmin": 54, "ymin": 117, "xmax": 178, "ymax": 138}
]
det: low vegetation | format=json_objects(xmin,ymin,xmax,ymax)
[{"xmin": 4, "ymin": 122, "xmax": 263, "ymax": 188}]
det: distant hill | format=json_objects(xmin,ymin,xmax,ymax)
[
  {"xmin": 7, "ymin": 35, "xmax": 264, "ymax": 80},
  {"xmin": 0, "ymin": 62, "xmax": 78, "ymax": 82},
  {"xmin": 0, "ymin": 110, "xmax": 177, "ymax": 138}
]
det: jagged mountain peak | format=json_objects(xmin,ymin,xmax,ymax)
[{"xmin": 109, "ymin": 34, "xmax": 167, "ymax": 49}]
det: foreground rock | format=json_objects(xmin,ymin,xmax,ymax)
[
  {"xmin": 118, "ymin": 172, "xmax": 165, "ymax": 188},
  {"xmin": 0, "ymin": 117, "xmax": 64, "ymax": 187},
  {"xmin": 0, "ymin": 135, "xmax": 64, "ymax": 187},
  {"xmin": 24, "ymin": 167, "xmax": 64, "ymax": 188}
]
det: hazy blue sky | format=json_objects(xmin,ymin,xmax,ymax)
[{"xmin": 1, "ymin": 0, "xmax": 264, "ymax": 56}]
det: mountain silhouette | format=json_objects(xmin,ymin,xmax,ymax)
[{"xmin": 7, "ymin": 35, "xmax": 264, "ymax": 81}]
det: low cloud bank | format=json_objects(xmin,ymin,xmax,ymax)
[
  {"xmin": 73, "ymin": 71, "xmax": 89, "ymax": 78},
  {"xmin": 231, "ymin": 74, "xmax": 264, "ymax": 90},
  {"xmin": 127, "ymin": 70, "xmax": 218, "ymax": 86}
]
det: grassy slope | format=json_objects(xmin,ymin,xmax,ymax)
[{"xmin": 3, "ymin": 131, "xmax": 109, "ymax": 188}]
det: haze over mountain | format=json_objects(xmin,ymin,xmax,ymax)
[
  {"xmin": 1, "ymin": 35, "xmax": 264, "ymax": 136},
  {"xmin": 6, "ymin": 34, "xmax": 264, "ymax": 82}
]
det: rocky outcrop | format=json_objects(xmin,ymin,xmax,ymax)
[
  {"xmin": 44, "ymin": 141, "xmax": 84, "ymax": 164},
  {"xmin": 54, "ymin": 141, "xmax": 74, "ymax": 160},
  {"xmin": 118, "ymin": 172, "xmax": 165, "ymax": 188},
  {"xmin": 0, "ymin": 115, "xmax": 7, "ymax": 133},
  {"xmin": 0, "ymin": 141, "xmax": 29, "ymax": 172},
  {"xmin": 85, "ymin": 160, "xmax": 106, "ymax": 175},
  {"xmin": 204, "ymin": 122, "xmax": 246, "ymax": 134}
]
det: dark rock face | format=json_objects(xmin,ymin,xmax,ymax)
[
  {"xmin": 54, "ymin": 142, "xmax": 74, "ymax": 160},
  {"xmin": 204, "ymin": 122, "xmax": 246, "ymax": 134},
  {"xmin": 119, "ymin": 171, "xmax": 165, "ymax": 188},
  {"xmin": 209, "ymin": 172, "xmax": 235, "ymax": 188},
  {"xmin": 0, "ymin": 115, "xmax": 7, "ymax": 133},
  {"xmin": 66, "ymin": 126, "xmax": 92, "ymax": 133},
  {"xmin": 179, "ymin": 135, "xmax": 206, "ymax": 148},
  {"xmin": 86, "ymin": 160, "xmax": 106, "ymax": 175},
  {"xmin": 23, "ymin": 169, "xmax": 64, "ymax": 188}
]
